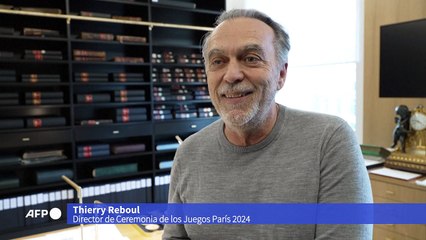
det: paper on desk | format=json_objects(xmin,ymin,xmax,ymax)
[
  {"xmin": 416, "ymin": 178, "xmax": 426, "ymax": 187},
  {"xmin": 369, "ymin": 167, "xmax": 423, "ymax": 180}
]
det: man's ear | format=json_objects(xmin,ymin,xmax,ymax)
[{"xmin": 277, "ymin": 63, "xmax": 288, "ymax": 90}]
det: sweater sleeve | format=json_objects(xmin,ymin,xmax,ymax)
[
  {"xmin": 315, "ymin": 121, "xmax": 373, "ymax": 240},
  {"xmin": 162, "ymin": 149, "xmax": 190, "ymax": 240}
]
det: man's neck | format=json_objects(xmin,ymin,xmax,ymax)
[{"xmin": 224, "ymin": 104, "xmax": 279, "ymax": 146}]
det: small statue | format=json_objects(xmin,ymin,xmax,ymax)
[{"xmin": 390, "ymin": 105, "xmax": 411, "ymax": 153}]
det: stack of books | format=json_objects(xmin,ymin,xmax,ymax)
[
  {"xmin": 23, "ymin": 49, "xmax": 62, "ymax": 60},
  {"xmin": 92, "ymin": 163, "xmax": 138, "ymax": 178},
  {"xmin": 34, "ymin": 168, "xmax": 73, "ymax": 185},
  {"xmin": 111, "ymin": 72, "xmax": 144, "ymax": 82},
  {"xmin": 0, "ymin": 174, "xmax": 19, "ymax": 190},
  {"xmin": 80, "ymin": 11, "xmax": 111, "ymax": 18},
  {"xmin": 0, "ymin": 26, "xmax": 15, "ymax": 35},
  {"xmin": 0, "ymin": 92, "xmax": 19, "ymax": 106},
  {"xmin": 112, "ymin": 56, "xmax": 144, "ymax": 63},
  {"xmin": 197, "ymin": 107, "xmax": 218, "ymax": 118},
  {"xmin": 16, "ymin": 7, "xmax": 62, "ymax": 14},
  {"xmin": 153, "ymin": 85, "xmax": 193, "ymax": 102},
  {"xmin": 77, "ymin": 143, "xmax": 110, "ymax": 159},
  {"xmin": 0, "ymin": 51, "xmax": 14, "ymax": 59},
  {"xmin": 152, "ymin": 105, "xmax": 173, "ymax": 120},
  {"xmin": 174, "ymin": 104, "xmax": 197, "ymax": 119},
  {"xmin": 193, "ymin": 86, "xmax": 210, "ymax": 100},
  {"xmin": 25, "ymin": 91, "xmax": 64, "ymax": 105},
  {"xmin": 0, "ymin": 154, "xmax": 21, "ymax": 167},
  {"xmin": 74, "ymin": 72, "xmax": 109, "ymax": 82},
  {"xmin": 113, "ymin": 89, "xmax": 146, "ymax": 103},
  {"xmin": 21, "ymin": 73, "xmax": 61, "ymax": 83},
  {"xmin": 23, "ymin": 27, "xmax": 60, "ymax": 37},
  {"xmin": 79, "ymin": 119, "xmax": 113, "ymax": 126},
  {"xmin": 152, "ymin": 67, "xmax": 206, "ymax": 83},
  {"xmin": 116, "ymin": 35, "xmax": 147, "ymax": 43},
  {"xmin": 111, "ymin": 142, "xmax": 146, "ymax": 154},
  {"xmin": 80, "ymin": 32, "xmax": 114, "ymax": 41},
  {"xmin": 115, "ymin": 107, "xmax": 147, "ymax": 123},
  {"xmin": 0, "ymin": 118, "xmax": 24, "ymax": 129},
  {"xmin": 151, "ymin": 51, "xmax": 175, "ymax": 64},
  {"xmin": 26, "ymin": 116, "xmax": 66, "ymax": 128},
  {"xmin": 21, "ymin": 149, "xmax": 67, "ymax": 165},
  {"xmin": 76, "ymin": 93, "xmax": 111, "ymax": 103},
  {"xmin": 112, "ymin": 15, "xmax": 142, "ymax": 21},
  {"xmin": 0, "ymin": 69, "xmax": 16, "ymax": 82},
  {"xmin": 177, "ymin": 53, "xmax": 203, "ymax": 64},
  {"xmin": 361, "ymin": 144, "xmax": 390, "ymax": 169},
  {"xmin": 73, "ymin": 49, "xmax": 106, "ymax": 61}
]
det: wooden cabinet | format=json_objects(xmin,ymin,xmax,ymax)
[
  {"xmin": 370, "ymin": 174, "xmax": 426, "ymax": 240},
  {"xmin": 0, "ymin": 0, "xmax": 224, "ymax": 237}
]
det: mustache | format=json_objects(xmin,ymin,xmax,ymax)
[{"xmin": 217, "ymin": 83, "xmax": 254, "ymax": 95}]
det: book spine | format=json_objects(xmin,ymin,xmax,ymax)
[
  {"xmin": 156, "ymin": 143, "xmax": 180, "ymax": 151},
  {"xmin": 77, "ymin": 144, "xmax": 110, "ymax": 153},
  {"xmin": 73, "ymin": 50, "xmax": 106, "ymax": 57},
  {"xmin": 76, "ymin": 94, "xmax": 111, "ymax": 103},
  {"xmin": 80, "ymin": 11, "xmax": 112, "ymax": 18},
  {"xmin": 80, "ymin": 32, "xmax": 114, "ymax": 41},
  {"xmin": 23, "ymin": 28, "xmax": 60, "ymax": 37},
  {"xmin": 0, "ymin": 118, "xmax": 24, "ymax": 129},
  {"xmin": 18, "ymin": 7, "xmax": 62, "ymax": 14},
  {"xmin": 77, "ymin": 149, "xmax": 110, "ymax": 159},
  {"xmin": 0, "ymin": 99, "xmax": 19, "ymax": 106},
  {"xmin": 153, "ymin": 114, "xmax": 173, "ymax": 120},
  {"xmin": 116, "ymin": 107, "xmax": 147, "ymax": 115},
  {"xmin": 26, "ymin": 117, "xmax": 66, "ymax": 128},
  {"xmin": 113, "ymin": 96, "xmax": 146, "ymax": 103},
  {"xmin": 35, "ymin": 169, "xmax": 73, "ymax": 185},
  {"xmin": 113, "ymin": 57, "xmax": 144, "ymax": 63},
  {"xmin": 114, "ymin": 90, "xmax": 146, "ymax": 97},
  {"xmin": 25, "ymin": 91, "xmax": 63, "ymax": 99},
  {"xmin": 116, "ymin": 35, "xmax": 147, "ymax": 43},
  {"xmin": 79, "ymin": 119, "xmax": 114, "ymax": 125},
  {"xmin": 22, "ymin": 149, "xmax": 64, "ymax": 159},
  {"xmin": 92, "ymin": 163, "xmax": 138, "ymax": 178},
  {"xmin": 0, "ymin": 155, "xmax": 21, "ymax": 166},
  {"xmin": 115, "ymin": 114, "xmax": 147, "ymax": 122},
  {"xmin": 112, "ymin": 16, "xmax": 142, "ymax": 21},
  {"xmin": 25, "ymin": 98, "xmax": 64, "ymax": 105},
  {"xmin": 0, "ymin": 177, "xmax": 19, "ymax": 190},
  {"xmin": 111, "ymin": 143, "xmax": 146, "ymax": 154}
]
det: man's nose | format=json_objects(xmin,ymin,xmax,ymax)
[{"xmin": 223, "ymin": 60, "xmax": 244, "ymax": 83}]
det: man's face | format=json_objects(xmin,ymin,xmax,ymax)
[{"xmin": 204, "ymin": 17, "xmax": 286, "ymax": 128}]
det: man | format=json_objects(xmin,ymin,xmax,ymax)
[{"xmin": 163, "ymin": 9, "xmax": 372, "ymax": 240}]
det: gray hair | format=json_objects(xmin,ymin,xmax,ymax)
[{"xmin": 202, "ymin": 9, "xmax": 291, "ymax": 66}]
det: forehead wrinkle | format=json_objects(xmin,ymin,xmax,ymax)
[{"xmin": 208, "ymin": 43, "xmax": 265, "ymax": 59}]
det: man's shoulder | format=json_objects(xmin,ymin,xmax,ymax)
[{"xmin": 285, "ymin": 107, "xmax": 347, "ymax": 128}]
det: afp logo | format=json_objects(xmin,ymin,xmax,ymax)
[{"xmin": 25, "ymin": 207, "xmax": 62, "ymax": 220}]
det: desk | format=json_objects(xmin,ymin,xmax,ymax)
[
  {"xmin": 370, "ymin": 173, "xmax": 426, "ymax": 240},
  {"xmin": 15, "ymin": 224, "xmax": 163, "ymax": 240}
]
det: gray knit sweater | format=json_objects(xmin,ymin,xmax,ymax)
[{"xmin": 163, "ymin": 105, "xmax": 373, "ymax": 240}]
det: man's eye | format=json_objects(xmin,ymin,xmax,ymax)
[
  {"xmin": 245, "ymin": 56, "xmax": 261, "ymax": 63},
  {"xmin": 211, "ymin": 59, "xmax": 223, "ymax": 65}
]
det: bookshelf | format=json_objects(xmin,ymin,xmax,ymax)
[{"xmin": 0, "ymin": 0, "xmax": 224, "ymax": 237}]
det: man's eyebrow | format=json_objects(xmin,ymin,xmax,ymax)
[
  {"xmin": 206, "ymin": 44, "xmax": 265, "ymax": 60},
  {"xmin": 241, "ymin": 44, "xmax": 265, "ymax": 55},
  {"xmin": 206, "ymin": 49, "xmax": 225, "ymax": 60}
]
